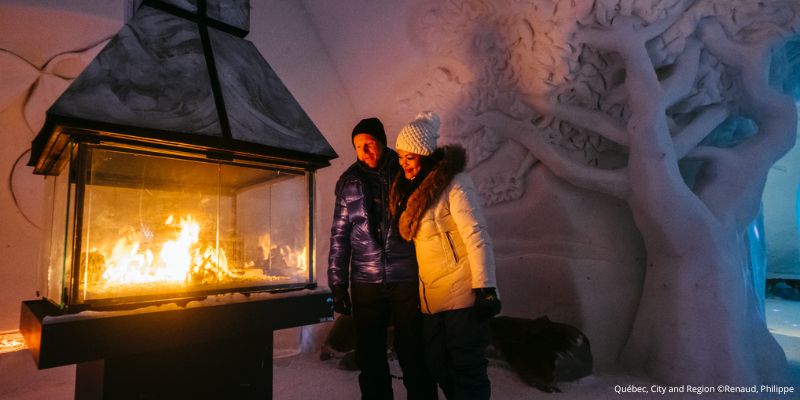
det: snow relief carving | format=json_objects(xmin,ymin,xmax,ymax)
[
  {"xmin": 407, "ymin": 0, "xmax": 800, "ymax": 385},
  {"xmin": 0, "ymin": 38, "xmax": 109, "ymax": 228}
]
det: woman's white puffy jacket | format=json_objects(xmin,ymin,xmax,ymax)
[{"xmin": 390, "ymin": 146, "xmax": 497, "ymax": 314}]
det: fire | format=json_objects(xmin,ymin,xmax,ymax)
[
  {"xmin": 99, "ymin": 214, "xmax": 234, "ymax": 287},
  {"xmin": 258, "ymin": 233, "xmax": 272, "ymax": 261},
  {"xmin": 281, "ymin": 244, "xmax": 308, "ymax": 274},
  {"xmin": 77, "ymin": 212, "xmax": 310, "ymax": 301},
  {"xmin": 258, "ymin": 233, "xmax": 307, "ymax": 275}
]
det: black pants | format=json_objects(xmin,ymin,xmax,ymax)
[
  {"xmin": 423, "ymin": 308, "xmax": 491, "ymax": 400},
  {"xmin": 351, "ymin": 282, "xmax": 438, "ymax": 400}
]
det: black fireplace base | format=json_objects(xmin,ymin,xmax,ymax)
[
  {"xmin": 20, "ymin": 289, "xmax": 333, "ymax": 399},
  {"xmin": 76, "ymin": 334, "xmax": 273, "ymax": 399}
]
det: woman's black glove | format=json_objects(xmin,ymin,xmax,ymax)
[
  {"xmin": 331, "ymin": 285, "xmax": 352, "ymax": 315},
  {"xmin": 473, "ymin": 287, "xmax": 501, "ymax": 320}
]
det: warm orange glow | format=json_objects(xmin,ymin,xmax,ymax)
[
  {"xmin": 77, "ymin": 211, "xmax": 310, "ymax": 301},
  {"xmin": 258, "ymin": 233, "xmax": 272, "ymax": 261},
  {"xmin": 99, "ymin": 214, "xmax": 235, "ymax": 287},
  {"xmin": 257, "ymin": 233, "xmax": 307, "ymax": 274},
  {"xmin": 0, "ymin": 331, "xmax": 25, "ymax": 354},
  {"xmin": 284, "ymin": 244, "xmax": 308, "ymax": 275}
]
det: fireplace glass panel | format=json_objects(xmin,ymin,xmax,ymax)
[
  {"xmin": 43, "ymin": 143, "xmax": 313, "ymax": 308},
  {"xmin": 39, "ymin": 143, "xmax": 76, "ymax": 308}
]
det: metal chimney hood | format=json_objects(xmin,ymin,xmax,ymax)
[{"xmin": 30, "ymin": 0, "xmax": 336, "ymax": 174}]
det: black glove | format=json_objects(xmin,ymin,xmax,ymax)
[
  {"xmin": 473, "ymin": 287, "xmax": 501, "ymax": 320},
  {"xmin": 331, "ymin": 285, "xmax": 352, "ymax": 315}
]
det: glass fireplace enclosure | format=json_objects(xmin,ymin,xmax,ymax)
[{"xmin": 40, "ymin": 141, "xmax": 315, "ymax": 309}]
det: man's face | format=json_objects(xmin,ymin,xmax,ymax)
[{"xmin": 353, "ymin": 133, "xmax": 384, "ymax": 169}]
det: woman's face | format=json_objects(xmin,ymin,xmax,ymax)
[{"xmin": 397, "ymin": 149, "xmax": 423, "ymax": 180}]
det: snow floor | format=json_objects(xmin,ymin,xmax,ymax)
[
  {"xmin": 1, "ymin": 294, "xmax": 798, "ymax": 399},
  {"xmin": 274, "ymin": 291, "xmax": 800, "ymax": 400}
]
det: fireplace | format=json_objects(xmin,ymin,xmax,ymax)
[
  {"xmin": 38, "ymin": 141, "xmax": 317, "ymax": 310},
  {"xmin": 20, "ymin": 1, "xmax": 337, "ymax": 398},
  {"xmin": 25, "ymin": 0, "xmax": 338, "ymax": 310}
]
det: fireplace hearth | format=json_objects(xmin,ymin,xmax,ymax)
[{"xmin": 21, "ymin": 289, "xmax": 333, "ymax": 398}]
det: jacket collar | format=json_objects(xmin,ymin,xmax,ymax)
[{"xmin": 391, "ymin": 145, "xmax": 467, "ymax": 240}]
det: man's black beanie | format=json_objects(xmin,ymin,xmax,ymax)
[{"xmin": 352, "ymin": 117, "xmax": 387, "ymax": 147}]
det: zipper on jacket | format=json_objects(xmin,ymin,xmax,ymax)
[
  {"xmin": 445, "ymin": 231, "xmax": 459, "ymax": 262},
  {"xmin": 381, "ymin": 252, "xmax": 388, "ymax": 282},
  {"xmin": 381, "ymin": 174, "xmax": 390, "ymax": 249},
  {"xmin": 420, "ymin": 278, "xmax": 432, "ymax": 314}
]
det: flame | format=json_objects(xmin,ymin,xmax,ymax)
[
  {"xmin": 100, "ymin": 214, "xmax": 233, "ymax": 287},
  {"xmin": 258, "ymin": 233, "xmax": 272, "ymax": 261},
  {"xmin": 79, "ymin": 212, "xmax": 309, "ymax": 299},
  {"xmin": 280, "ymin": 244, "xmax": 307, "ymax": 274},
  {"xmin": 259, "ymin": 234, "xmax": 307, "ymax": 274}
]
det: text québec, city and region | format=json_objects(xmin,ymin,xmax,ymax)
[{"xmin": 614, "ymin": 384, "xmax": 795, "ymax": 395}]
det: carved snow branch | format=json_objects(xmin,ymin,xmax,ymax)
[
  {"xmin": 511, "ymin": 133, "xmax": 630, "ymax": 198},
  {"xmin": 577, "ymin": 11, "xmax": 683, "ymax": 53},
  {"xmin": 699, "ymin": 20, "xmax": 791, "ymax": 121},
  {"xmin": 583, "ymin": 13, "xmax": 716, "ymax": 241},
  {"xmin": 471, "ymin": 110, "xmax": 630, "ymax": 198},
  {"xmin": 672, "ymin": 103, "xmax": 730, "ymax": 158},
  {"xmin": 661, "ymin": 38, "xmax": 702, "ymax": 107},
  {"xmin": 578, "ymin": 20, "xmax": 664, "ymax": 114},
  {"xmin": 697, "ymin": 18, "xmax": 798, "ymax": 228},
  {"xmin": 624, "ymin": 48, "xmax": 665, "ymax": 114},
  {"xmin": 541, "ymin": 101, "xmax": 629, "ymax": 145}
]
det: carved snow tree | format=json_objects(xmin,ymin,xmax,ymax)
[
  {"xmin": 521, "ymin": 0, "xmax": 798, "ymax": 384},
  {"xmin": 417, "ymin": 0, "xmax": 800, "ymax": 384}
]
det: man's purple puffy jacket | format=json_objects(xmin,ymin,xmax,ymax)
[{"xmin": 327, "ymin": 149, "xmax": 418, "ymax": 287}]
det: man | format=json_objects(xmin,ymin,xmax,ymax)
[{"xmin": 328, "ymin": 117, "xmax": 437, "ymax": 400}]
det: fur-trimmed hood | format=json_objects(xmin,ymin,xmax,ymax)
[{"xmin": 390, "ymin": 145, "xmax": 467, "ymax": 241}]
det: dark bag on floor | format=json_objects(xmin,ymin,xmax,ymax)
[{"xmin": 490, "ymin": 315, "xmax": 592, "ymax": 392}]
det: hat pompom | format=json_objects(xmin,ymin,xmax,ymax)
[
  {"xmin": 396, "ymin": 111, "xmax": 441, "ymax": 156},
  {"xmin": 415, "ymin": 111, "xmax": 440, "ymax": 132}
]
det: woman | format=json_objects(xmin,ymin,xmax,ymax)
[{"xmin": 390, "ymin": 111, "xmax": 501, "ymax": 400}]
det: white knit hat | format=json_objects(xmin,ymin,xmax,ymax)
[{"xmin": 395, "ymin": 111, "xmax": 441, "ymax": 156}]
